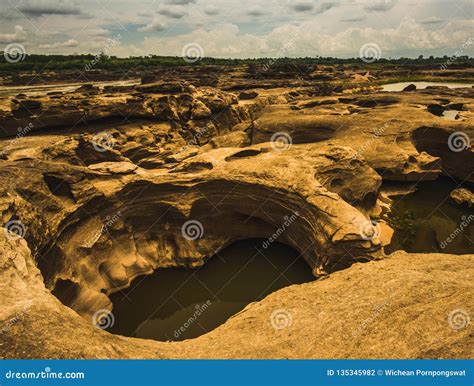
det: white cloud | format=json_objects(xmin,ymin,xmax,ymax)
[
  {"xmin": 87, "ymin": 28, "xmax": 111, "ymax": 37},
  {"xmin": 247, "ymin": 7, "xmax": 264, "ymax": 17},
  {"xmin": 0, "ymin": 26, "xmax": 27, "ymax": 43},
  {"xmin": 204, "ymin": 6, "xmax": 219, "ymax": 16},
  {"xmin": 341, "ymin": 15, "xmax": 366, "ymax": 22},
  {"xmin": 129, "ymin": 17, "xmax": 474, "ymax": 59},
  {"xmin": 39, "ymin": 39, "xmax": 79, "ymax": 49},
  {"xmin": 2, "ymin": 0, "xmax": 472, "ymax": 58},
  {"xmin": 19, "ymin": 0, "xmax": 82, "ymax": 16},
  {"xmin": 138, "ymin": 19, "xmax": 167, "ymax": 32},
  {"xmin": 165, "ymin": 0, "xmax": 196, "ymax": 4},
  {"xmin": 418, "ymin": 16, "xmax": 443, "ymax": 25},
  {"xmin": 363, "ymin": 0, "xmax": 398, "ymax": 12},
  {"xmin": 158, "ymin": 6, "xmax": 187, "ymax": 19},
  {"xmin": 316, "ymin": 2, "xmax": 337, "ymax": 15},
  {"xmin": 290, "ymin": 1, "xmax": 336, "ymax": 14},
  {"xmin": 292, "ymin": 1, "xmax": 314, "ymax": 12}
]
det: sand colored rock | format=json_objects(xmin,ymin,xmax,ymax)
[
  {"xmin": 0, "ymin": 65, "xmax": 472, "ymax": 360},
  {"xmin": 451, "ymin": 188, "xmax": 474, "ymax": 207},
  {"xmin": 0, "ymin": 232, "xmax": 472, "ymax": 359}
]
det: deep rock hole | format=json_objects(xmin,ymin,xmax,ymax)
[
  {"xmin": 385, "ymin": 178, "xmax": 474, "ymax": 255},
  {"xmin": 99, "ymin": 239, "xmax": 313, "ymax": 342}
]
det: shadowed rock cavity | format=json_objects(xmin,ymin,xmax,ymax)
[
  {"xmin": 2, "ymin": 143, "xmax": 381, "ymax": 322},
  {"xmin": 412, "ymin": 126, "xmax": 473, "ymax": 182}
]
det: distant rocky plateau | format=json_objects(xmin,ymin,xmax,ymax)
[{"xmin": 0, "ymin": 64, "xmax": 472, "ymax": 358}]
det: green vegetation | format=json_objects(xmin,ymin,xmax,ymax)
[{"xmin": 0, "ymin": 53, "xmax": 473, "ymax": 74}]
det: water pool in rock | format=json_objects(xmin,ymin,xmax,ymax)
[
  {"xmin": 386, "ymin": 178, "xmax": 474, "ymax": 254},
  {"xmin": 381, "ymin": 81, "xmax": 473, "ymax": 92},
  {"xmin": 107, "ymin": 239, "xmax": 314, "ymax": 341}
]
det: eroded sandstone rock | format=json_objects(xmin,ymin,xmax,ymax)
[
  {"xmin": 0, "ymin": 232, "xmax": 471, "ymax": 359},
  {"xmin": 450, "ymin": 188, "xmax": 474, "ymax": 207},
  {"xmin": 0, "ymin": 70, "xmax": 472, "ymax": 360},
  {"xmin": 0, "ymin": 136, "xmax": 384, "ymax": 321}
]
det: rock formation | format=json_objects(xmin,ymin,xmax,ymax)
[
  {"xmin": 1, "ymin": 232, "xmax": 472, "ymax": 358},
  {"xmin": 0, "ymin": 64, "xmax": 472, "ymax": 359},
  {"xmin": 451, "ymin": 188, "xmax": 474, "ymax": 207}
]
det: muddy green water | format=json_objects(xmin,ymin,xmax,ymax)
[
  {"xmin": 108, "ymin": 240, "xmax": 313, "ymax": 341},
  {"xmin": 386, "ymin": 179, "xmax": 474, "ymax": 255}
]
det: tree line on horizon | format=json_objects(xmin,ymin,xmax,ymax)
[{"xmin": 0, "ymin": 53, "xmax": 472, "ymax": 73}]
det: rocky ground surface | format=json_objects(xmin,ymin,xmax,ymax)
[
  {"xmin": 0, "ymin": 64, "xmax": 472, "ymax": 358},
  {"xmin": 1, "ymin": 233, "xmax": 472, "ymax": 358}
]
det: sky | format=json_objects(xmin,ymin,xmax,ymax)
[{"xmin": 0, "ymin": 0, "xmax": 473, "ymax": 58}]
